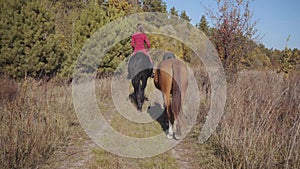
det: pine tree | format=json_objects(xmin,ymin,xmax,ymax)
[
  {"xmin": 0, "ymin": 0, "xmax": 66, "ymax": 78},
  {"xmin": 196, "ymin": 15, "xmax": 209, "ymax": 35},
  {"xmin": 180, "ymin": 10, "xmax": 191, "ymax": 22},
  {"xmin": 126, "ymin": 0, "xmax": 141, "ymax": 7},
  {"xmin": 279, "ymin": 47, "xmax": 297, "ymax": 73},
  {"xmin": 59, "ymin": 2, "xmax": 108, "ymax": 78},
  {"xmin": 170, "ymin": 6, "xmax": 179, "ymax": 17},
  {"xmin": 142, "ymin": 0, "xmax": 167, "ymax": 13},
  {"xmin": 125, "ymin": 0, "xmax": 142, "ymax": 12},
  {"xmin": 59, "ymin": 0, "xmax": 133, "ymax": 78}
]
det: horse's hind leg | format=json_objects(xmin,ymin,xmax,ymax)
[
  {"xmin": 173, "ymin": 118, "xmax": 181, "ymax": 140},
  {"xmin": 162, "ymin": 93, "xmax": 173, "ymax": 139},
  {"xmin": 132, "ymin": 77, "xmax": 142, "ymax": 111},
  {"xmin": 173, "ymin": 80, "xmax": 187, "ymax": 140},
  {"xmin": 141, "ymin": 74, "xmax": 148, "ymax": 101},
  {"xmin": 167, "ymin": 120, "xmax": 174, "ymax": 139}
]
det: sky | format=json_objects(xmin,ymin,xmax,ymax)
[{"xmin": 163, "ymin": 0, "xmax": 300, "ymax": 50}]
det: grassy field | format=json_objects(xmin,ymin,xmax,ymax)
[{"xmin": 1, "ymin": 70, "xmax": 299, "ymax": 169}]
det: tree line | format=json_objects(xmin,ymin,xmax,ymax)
[{"xmin": 0, "ymin": 0, "xmax": 299, "ymax": 80}]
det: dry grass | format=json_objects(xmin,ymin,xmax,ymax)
[
  {"xmin": 0, "ymin": 75, "xmax": 18, "ymax": 103},
  {"xmin": 91, "ymin": 77, "xmax": 179, "ymax": 168},
  {"xmin": 89, "ymin": 148, "xmax": 178, "ymax": 169},
  {"xmin": 212, "ymin": 71, "xmax": 300, "ymax": 168},
  {"xmin": 2, "ymin": 69, "xmax": 299, "ymax": 168},
  {"xmin": 0, "ymin": 77, "xmax": 75, "ymax": 169}
]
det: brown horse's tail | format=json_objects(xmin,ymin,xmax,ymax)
[{"xmin": 171, "ymin": 64, "xmax": 182, "ymax": 120}]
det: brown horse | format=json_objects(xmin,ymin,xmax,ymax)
[{"xmin": 154, "ymin": 53, "xmax": 188, "ymax": 140}]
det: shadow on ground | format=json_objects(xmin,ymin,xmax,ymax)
[{"xmin": 147, "ymin": 102, "xmax": 169, "ymax": 133}]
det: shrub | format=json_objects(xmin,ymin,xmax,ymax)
[{"xmin": 0, "ymin": 79, "xmax": 74, "ymax": 169}]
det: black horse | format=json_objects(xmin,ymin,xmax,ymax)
[{"xmin": 127, "ymin": 52, "xmax": 153, "ymax": 111}]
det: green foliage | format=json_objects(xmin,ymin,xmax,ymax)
[
  {"xmin": 59, "ymin": 2, "xmax": 108, "ymax": 78},
  {"xmin": 170, "ymin": 6, "xmax": 179, "ymax": 17},
  {"xmin": 0, "ymin": 0, "xmax": 135, "ymax": 79},
  {"xmin": 0, "ymin": 0, "xmax": 66, "ymax": 78},
  {"xmin": 278, "ymin": 48, "xmax": 299, "ymax": 73},
  {"xmin": 196, "ymin": 15, "xmax": 209, "ymax": 36},
  {"xmin": 1, "ymin": 0, "xmax": 297, "ymax": 80},
  {"xmin": 59, "ymin": 0, "xmax": 134, "ymax": 78},
  {"xmin": 255, "ymin": 44, "xmax": 300, "ymax": 73},
  {"xmin": 242, "ymin": 47, "xmax": 271, "ymax": 68},
  {"xmin": 180, "ymin": 10, "xmax": 191, "ymax": 22},
  {"xmin": 0, "ymin": 0, "xmax": 194, "ymax": 80},
  {"xmin": 142, "ymin": 0, "xmax": 167, "ymax": 12}
]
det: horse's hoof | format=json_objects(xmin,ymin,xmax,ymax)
[
  {"xmin": 137, "ymin": 105, "xmax": 143, "ymax": 111},
  {"xmin": 174, "ymin": 132, "xmax": 181, "ymax": 140},
  {"xmin": 167, "ymin": 133, "xmax": 173, "ymax": 139}
]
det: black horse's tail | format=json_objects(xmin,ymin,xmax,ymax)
[{"xmin": 171, "ymin": 64, "xmax": 182, "ymax": 119}]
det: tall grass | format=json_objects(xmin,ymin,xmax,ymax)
[
  {"xmin": 0, "ymin": 77, "xmax": 74, "ymax": 169},
  {"xmin": 2, "ymin": 70, "xmax": 298, "ymax": 168},
  {"xmin": 213, "ymin": 71, "xmax": 300, "ymax": 168},
  {"xmin": 0, "ymin": 76, "xmax": 18, "ymax": 103}
]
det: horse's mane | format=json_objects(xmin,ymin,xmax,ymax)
[{"xmin": 163, "ymin": 52, "xmax": 176, "ymax": 60}]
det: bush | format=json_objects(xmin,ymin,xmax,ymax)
[{"xmin": 0, "ymin": 78, "xmax": 74, "ymax": 169}]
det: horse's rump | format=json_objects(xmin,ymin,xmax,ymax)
[
  {"xmin": 154, "ymin": 59, "xmax": 188, "ymax": 98},
  {"xmin": 127, "ymin": 51, "xmax": 152, "ymax": 79}
]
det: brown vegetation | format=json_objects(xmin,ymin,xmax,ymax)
[
  {"xmin": 211, "ymin": 71, "xmax": 300, "ymax": 168},
  {"xmin": 0, "ymin": 77, "xmax": 75, "ymax": 169},
  {"xmin": 0, "ymin": 76, "xmax": 18, "ymax": 103},
  {"xmin": 1, "ymin": 70, "xmax": 299, "ymax": 168}
]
